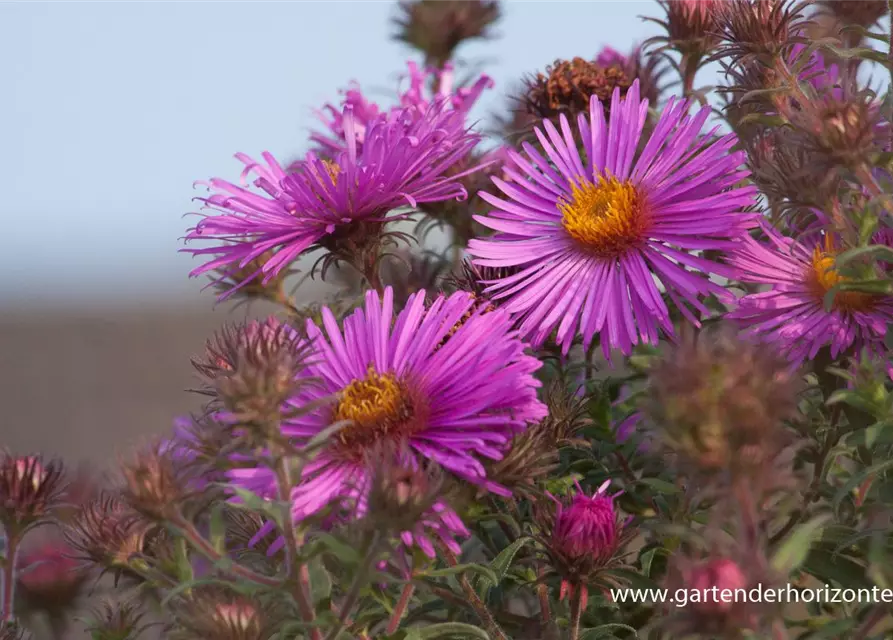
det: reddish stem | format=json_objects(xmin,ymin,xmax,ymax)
[
  {"xmin": 386, "ymin": 583, "xmax": 416, "ymax": 634},
  {"xmin": 0, "ymin": 534, "xmax": 18, "ymax": 623}
]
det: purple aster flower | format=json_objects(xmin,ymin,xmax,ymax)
[
  {"xmin": 468, "ymin": 80, "xmax": 757, "ymax": 358},
  {"xmin": 311, "ymin": 84, "xmax": 383, "ymax": 158},
  {"xmin": 399, "ymin": 61, "xmax": 493, "ymax": 115},
  {"xmin": 728, "ymin": 221, "xmax": 893, "ymax": 367},
  {"xmin": 228, "ymin": 287, "xmax": 546, "ymax": 556},
  {"xmin": 309, "ymin": 61, "xmax": 492, "ymax": 157},
  {"xmin": 595, "ymin": 46, "xmax": 628, "ymax": 68},
  {"xmin": 185, "ymin": 104, "xmax": 480, "ymax": 298}
]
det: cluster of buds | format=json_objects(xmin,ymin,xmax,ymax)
[
  {"xmin": 535, "ymin": 479, "xmax": 631, "ymax": 607},
  {"xmin": 192, "ymin": 317, "xmax": 316, "ymax": 441},
  {"xmin": 168, "ymin": 587, "xmax": 282, "ymax": 640},
  {"xmin": 392, "ymin": 0, "xmax": 501, "ymax": 68},
  {"xmin": 0, "ymin": 452, "xmax": 66, "ymax": 536},
  {"xmin": 83, "ymin": 597, "xmax": 152, "ymax": 640},
  {"xmin": 643, "ymin": 326, "xmax": 802, "ymax": 479}
]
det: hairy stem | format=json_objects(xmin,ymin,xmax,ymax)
[
  {"xmin": 386, "ymin": 582, "xmax": 416, "ymax": 634},
  {"xmin": 274, "ymin": 456, "xmax": 322, "ymax": 640},
  {"xmin": 325, "ymin": 532, "xmax": 383, "ymax": 640},
  {"xmin": 443, "ymin": 549, "xmax": 509, "ymax": 640},
  {"xmin": 569, "ymin": 586, "xmax": 584, "ymax": 640}
]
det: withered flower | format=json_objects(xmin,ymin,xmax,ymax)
[
  {"xmin": 714, "ymin": 0, "xmax": 810, "ymax": 65},
  {"xmin": 647, "ymin": 0, "xmax": 722, "ymax": 67},
  {"xmin": 524, "ymin": 57, "xmax": 632, "ymax": 122},
  {"xmin": 168, "ymin": 587, "xmax": 283, "ymax": 640},
  {"xmin": 0, "ymin": 452, "xmax": 66, "ymax": 535},
  {"xmin": 393, "ymin": 0, "xmax": 501, "ymax": 67},
  {"xmin": 83, "ymin": 596, "xmax": 152, "ymax": 640},
  {"xmin": 481, "ymin": 383, "xmax": 589, "ymax": 498},
  {"xmin": 192, "ymin": 317, "xmax": 317, "ymax": 436},
  {"xmin": 209, "ymin": 249, "xmax": 294, "ymax": 309},
  {"xmin": 63, "ymin": 493, "xmax": 160, "ymax": 579},
  {"xmin": 818, "ymin": 0, "xmax": 888, "ymax": 28},
  {"xmin": 119, "ymin": 442, "xmax": 198, "ymax": 521},
  {"xmin": 643, "ymin": 325, "xmax": 802, "ymax": 477}
]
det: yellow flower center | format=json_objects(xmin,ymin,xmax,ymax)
[
  {"xmin": 808, "ymin": 238, "xmax": 877, "ymax": 312},
  {"xmin": 559, "ymin": 177, "xmax": 649, "ymax": 256},
  {"xmin": 332, "ymin": 368, "xmax": 423, "ymax": 457},
  {"xmin": 321, "ymin": 160, "xmax": 341, "ymax": 185}
]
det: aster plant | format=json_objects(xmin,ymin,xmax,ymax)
[{"xmin": 9, "ymin": 0, "xmax": 893, "ymax": 639}]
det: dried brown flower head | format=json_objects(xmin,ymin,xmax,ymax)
[
  {"xmin": 482, "ymin": 384, "xmax": 589, "ymax": 499},
  {"xmin": 819, "ymin": 0, "xmax": 888, "ymax": 28},
  {"xmin": 209, "ymin": 249, "xmax": 294, "ymax": 308},
  {"xmin": 192, "ymin": 318, "xmax": 317, "ymax": 435},
  {"xmin": 648, "ymin": 0, "xmax": 722, "ymax": 64},
  {"xmin": 393, "ymin": 0, "xmax": 501, "ymax": 67},
  {"xmin": 83, "ymin": 596, "xmax": 152, "ymax": 640},
  {"xmin": 63, "ymin": 493, "xmax": 160, "ymax": 578},
  {"xmin": 524, "ymin": 57, "xmax": 632, "ymax": 121},
  {"xmin": 0, "ymin": 452, "xmax": 66, "ymax": 534},
  {"xmin": 644, "ymin": 325, "xmax": 802, "ymax": 476},
  {"xmin": 715, "ymin": 0, "xmax": 810, "ymax": 64},
  {"xmin": 169, "ymin": 587, "xmax": 282, "ymax": 640},
  {"xmin": 119, "ymin": 442, "xmax": 197, "ymax": 521}
]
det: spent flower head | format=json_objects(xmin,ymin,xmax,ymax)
[
  {"xmin": 169, "ymin": 588, "xmax": 282, "ymax": 640},
  {"xmin": 82, "ymin": 597, "xmax": 152, "ymax": 640}
]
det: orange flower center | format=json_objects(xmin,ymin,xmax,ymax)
[
  {"xmin": 559, "ymin": 177, "xmax": 650, "ymax": 257},
  {"xmin": 807, "ymin": 238, "xmax": 877, "ymax": 312},
  {"xmin": 332, "ymin": 367, "xmax": 425, "ymax": 457}
]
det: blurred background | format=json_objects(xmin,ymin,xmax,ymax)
[{"xmin": 1, "ymin": 0, "xmax": 696, "ymax": 468}]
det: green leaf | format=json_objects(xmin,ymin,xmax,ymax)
[
  {"xmin": 802, "ymin": 548, "xmax": 870, "ymax": 590},
  {"xmin": 406, "ymin": 622, "xmax": 490, "ymax": 639},
  {"xmin": 637, "ymin": 478, "xmax": 680, "ymax": 495},
  {"xmin": 801, "ymin": 618, "xmax": 857, "ymax": 639},
  {"xmin": 226, "ymin": 486, "xmax": 285, "ymax": 528},
  {"xmin": 771, "ymin": 515, "xmax": 831, "ymax": 574},
  {"xmin": 307, "ymin": 555, "xmax": 332, "ymax": 605},
  {"xmin": 307, "ymin": 532, "xmax": 362, "ymax": 566},
  {"xmin": 421, "ymin": 563, "xmax": 498, "ymax": 586},
  {"xmin": 487, "ymin": 537, "xmax": 533, "ymax": 585},
  {"xmin": 305, "ymin": 419, "xmax": 351, "ymax": 453},
  {"xmin": 579, "ymin": 623, "xmax": 638, "ymax": 639},
  {"xmin": 832, "ymin": 458, "xmax": 893, "ymax": 515}
]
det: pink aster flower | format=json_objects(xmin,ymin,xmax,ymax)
[
  {"xmin": 310, "ymin": 61, "xmax": 492, "ymax": 157},
  {"xmin": 228, "ymin": 287, "xmax": 546, "ymax": 556},
  {"xmin": 596, "ymin": 46, "xmax": 628, "ymax": 68},
  {"xmin": 728, "ymin": 221, "xmax": 893, "ymax": 368},
  {"xmin": 468, "ymin": 80, "xmax": 757, "ymax": 358},
  {"xmin": 185, "ymin": 104, "xmax": 480, "ymax": 299},
  {"xmin": 550, "ymin": 479, "xmax": 620, "ymax": 562}
]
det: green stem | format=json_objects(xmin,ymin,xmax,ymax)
[
  {"xmin": 569, "ymin": 586, "xmax": 584, "ymax": 640},
  {"xmin": 386, "ymin": 582, "xmax": 416, "ymax": 634},
  {"xmin": 325, "ymin": 532, "xmax": 383, "ymax": 640}
]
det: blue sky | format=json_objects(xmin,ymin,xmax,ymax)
[{"xmin": 3, "ymin": 1, "xmax": 686, "ymax": 307}]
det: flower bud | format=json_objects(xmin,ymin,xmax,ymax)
[
  {"xmin": 651, "ymin": 0, "xmax": 721, "ymax": 63},
  {"xmin": 716, "ymin": 0, "xmax": 808, "ymax": 64},
  {"xmin": 536, "ymin": 480, "xmax": 629, "ymax": 586},
  {"xmin": 393, "ymin": 0, "xmax": 501, "ymax": 68},
  {"xmin": 83, "ymin": 597, "xmax": 150, "ymax": 640},
  {"xmin": 16, "ymin": 536, "xmax": 88, "ymax": 618},
  {"xmin": 688, "ymin": 558, "xmax": 748, "ymax": 614},
  {"xmin": 0, "ymin": 452, "xmax": 66, "ymax": 535},
  {"xmin": 119, "ymin": 443, "xmax": 195, "ymax": 521}
]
